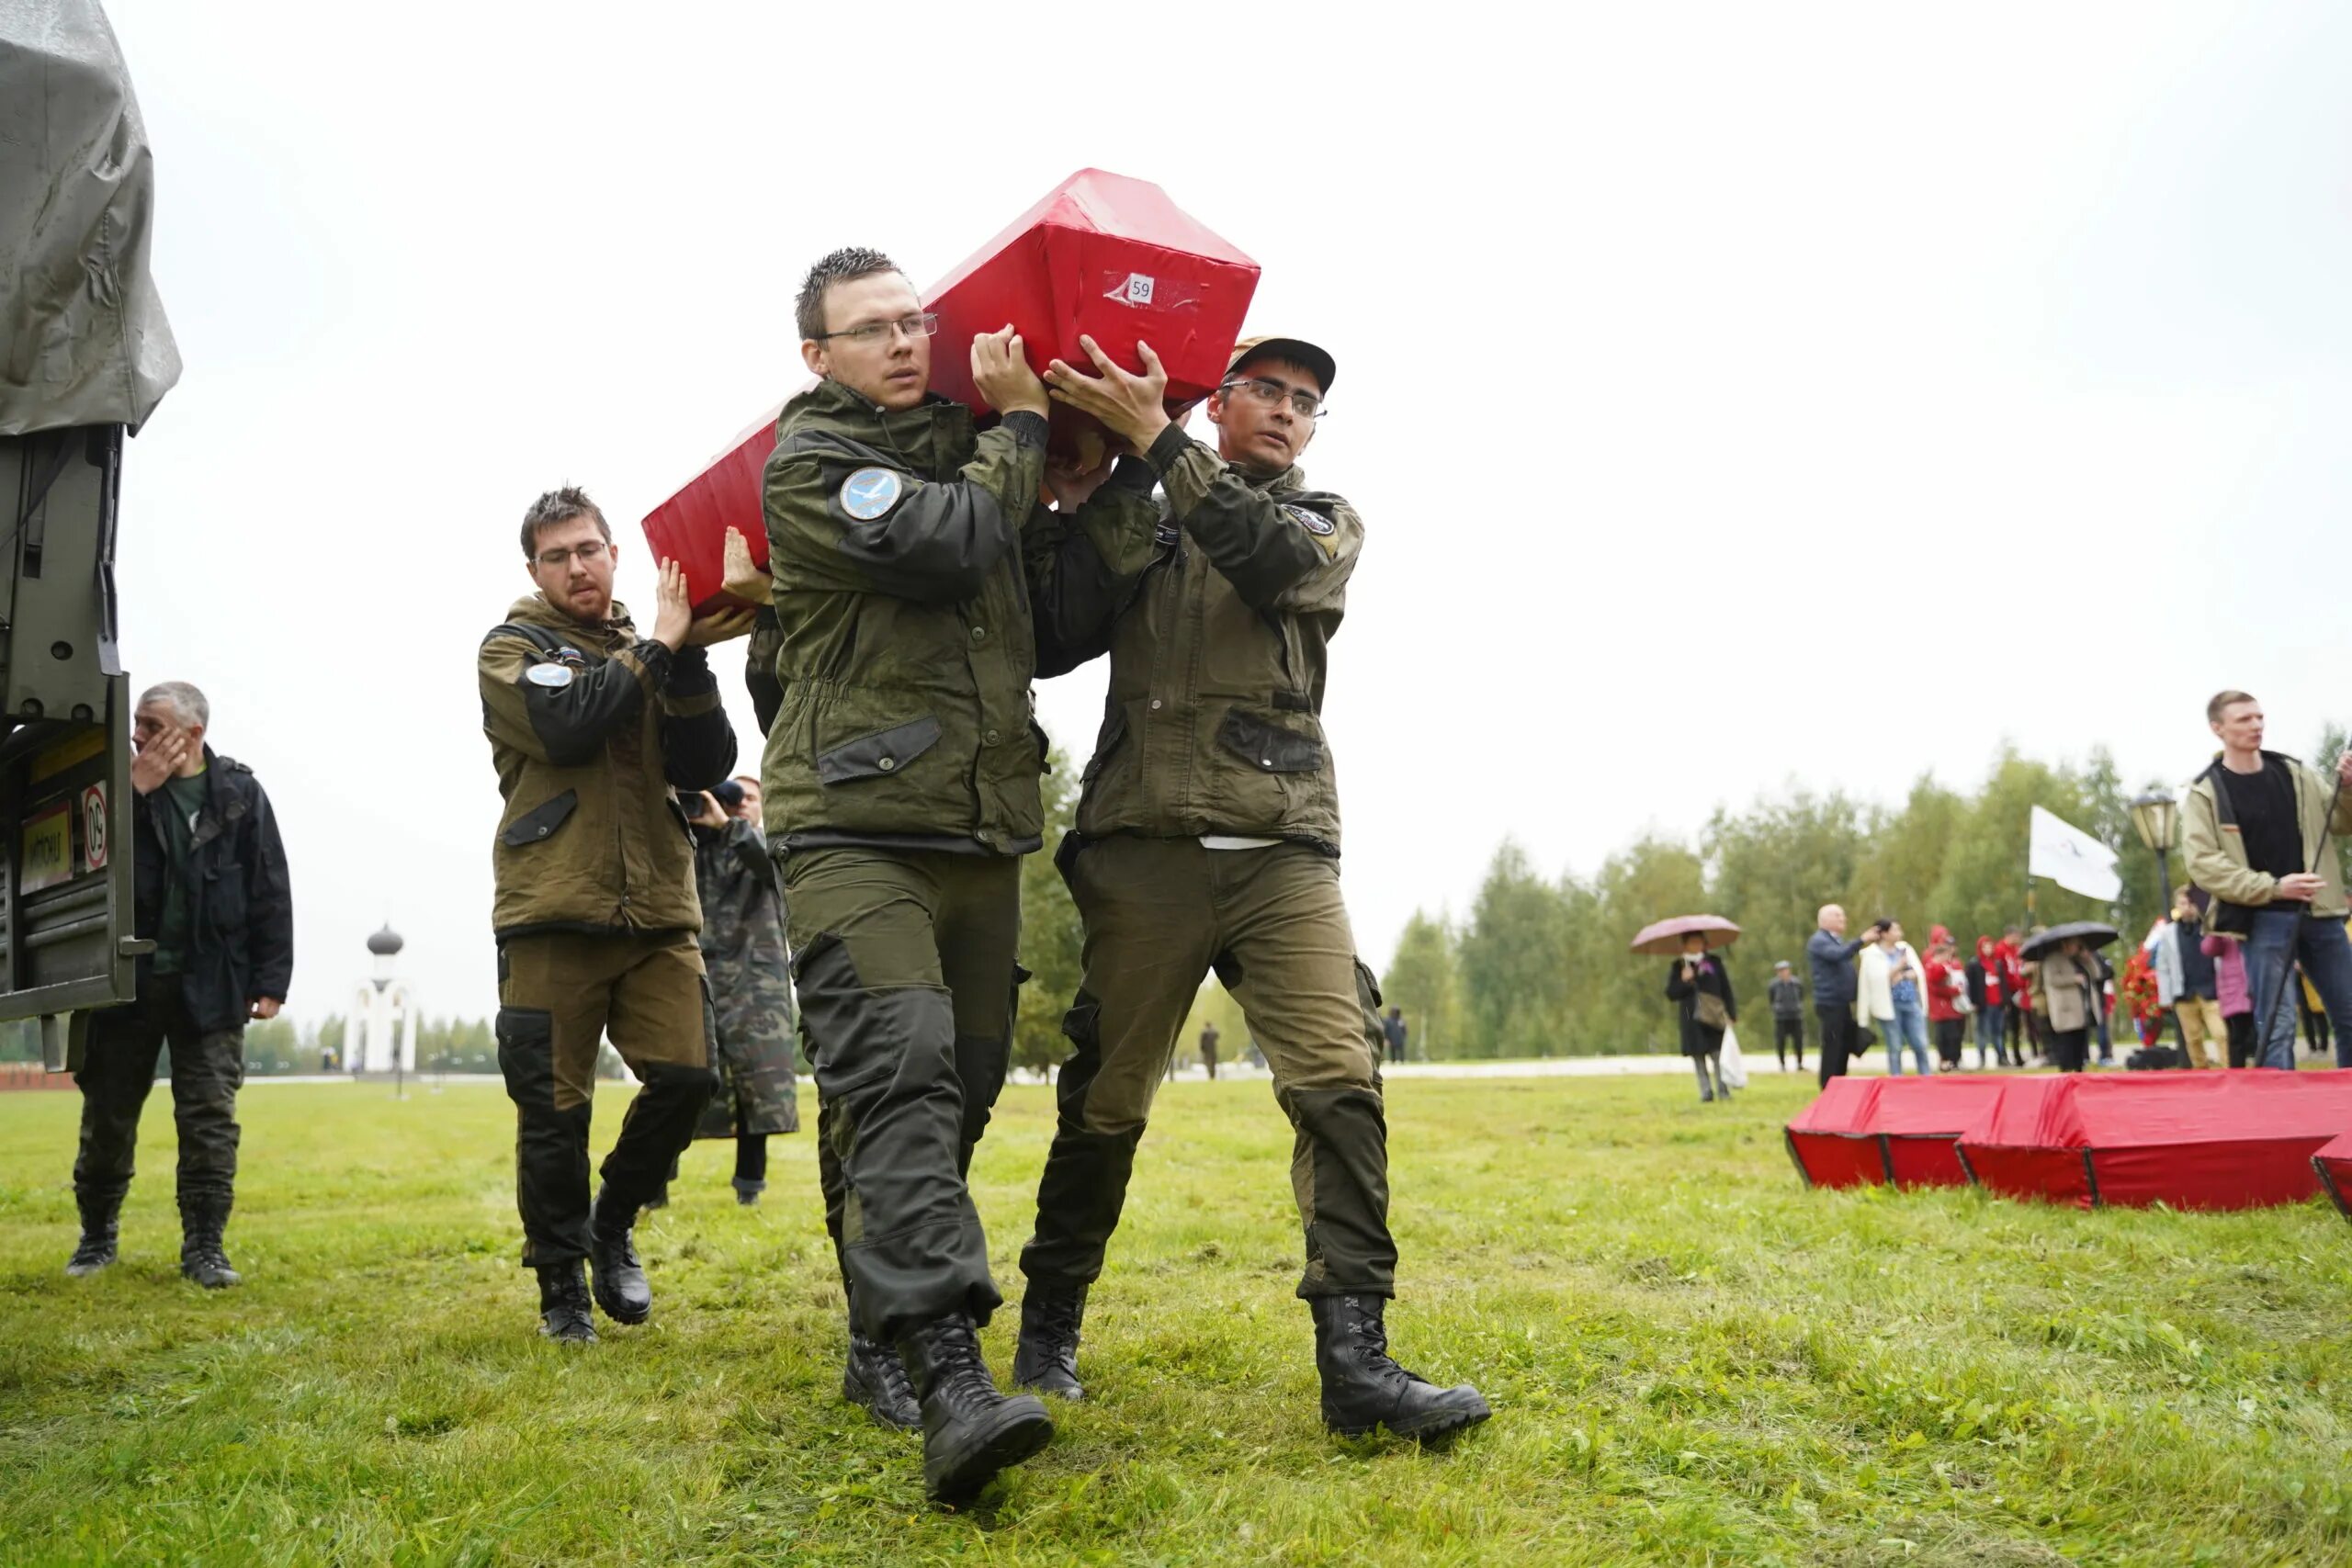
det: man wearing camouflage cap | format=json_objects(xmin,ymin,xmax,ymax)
[{"xmin": 1014, "ymin": 333, "xmax": 1489, "ymax": 1444}]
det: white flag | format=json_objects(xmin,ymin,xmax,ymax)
[{"xmin": 2029, "ymin": 806, "xmax": 2122, "ymax": 901}]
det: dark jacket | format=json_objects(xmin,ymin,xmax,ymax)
[
  {"xmin": 1963, "ymin": 957, "xmax": 1989, "ymax": 1009},
  {"xmin": 129, "ymin": 749, "xmax": 294, "ymax": 1034},
  {"xmin": 1665, "ymin": 954, "xmax": 1736, "ymax": 1055},
  {"xmin": 1768, "ymin": 976, "xmax": 1804, "ymax": 1020},
  {"xmin": 1040, "ymin": 426, "xmax": 1363, "ymax": 854},
  {"xmin": 1806, "ymin": 928, "xmax": 1865, "ymax": 1006},
  {"xmin": 479, "ymin": 592, "xmax": 736, "ymax": 941},
  {"xmin": 757, "ymin": 381, "xmax": 1057, "ymax": 855}
]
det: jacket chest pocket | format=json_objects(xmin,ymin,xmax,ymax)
[
  {"xmin": 1197, "ymin": 586, "xmax": 1281, "ymax": 697},
  {"xmin": 502, "ymin": 790, "xmax": 579, "ymax": 848}
]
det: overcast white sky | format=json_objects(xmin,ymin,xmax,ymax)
[{"xmin": 98, "ymin": 2, "xmax": 2352, "ymax": 1025}]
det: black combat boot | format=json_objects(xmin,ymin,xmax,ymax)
[
  {"xmin": 178, "ymin": 1199, "xmax": 243, "ymax": 1289},
  {"xmin": 65, "ymin": 1190, "xmax": 123, "ymax": 1277},
  {"xmin": 899, "ymin": 1313, "xmax": 1055, "ymax": 1504},
  {"xmin": 1011, "ymin": 1280, "xmax": 1088, "ymax": 1400},
  {"xmin": 842, "ymin": 1327, "xmax": 922, "ymax": 1430},
  {"xmin": 587, "ymin": 1184, "xmax": 652, "ymax": 1324},
  {"xmin": 1310, "ymin": 1295, "xmax": 1490, "ymax": 1443},
  {"xmin": 537, "ymin": 1259, "xmax": 598, "ymax": 1343}
]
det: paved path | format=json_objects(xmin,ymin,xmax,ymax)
[{"xmin": 231, "ymin": 1055, "xmax": 1967, "ymax": 1089}]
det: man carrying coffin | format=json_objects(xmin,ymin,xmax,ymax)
[
  {"xmin": 758, "ymin": 246, "xmax": 1157, "ymax": 1502},
  {"xmin": 1012, "ymin": 333, "xmax": 1490, "ymax": 1444}
]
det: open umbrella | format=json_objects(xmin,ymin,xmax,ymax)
[
  {"xmin": 1630, "ymin": 915, "xmax": 1741, "ymax": 957},
  {"xmin": 2018, "ymin": 920, "xmax": 2120, "ymax": 960}
]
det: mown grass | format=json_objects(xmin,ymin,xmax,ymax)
[{"xmin": 2, "ymin": 1069, "xmax": 2349, "ymax": 1565}]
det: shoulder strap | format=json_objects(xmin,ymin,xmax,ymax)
[{"xmin": 483, "ymin": 621, "xmax": 568, "ymax": 657}]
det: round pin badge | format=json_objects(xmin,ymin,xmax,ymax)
[
  {"xmin": 526, "ymin": 663, "xmax": 575, "ymax": 689},
  {"xmin": 840, "ymin": 467, "xmax": 906, "ymax": 522}
]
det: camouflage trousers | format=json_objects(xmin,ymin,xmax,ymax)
[
  {"xmin": 782, "ymin": 848, "xmax": 1022, "ymax": 1345},
  {"xmin": 495, "ymin": 930, "xmax": 717, "ymax": 1268},
  {"xmin": 1019, "ymin": 836, "xmax": 1396, "ymax": 1300},
  {"xmin": 73, "ymin": 982, "xmax": 244, "ymax": 1213}
]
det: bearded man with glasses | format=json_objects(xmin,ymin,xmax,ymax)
[
  {"xmin": 478, "ymin": 487, "xmax": 749, "ymax": 1343},
  {"xmin": 1008, "ymin": 336, "xmax": 1489, "ymax": 1446},
  {"xmin": 756, "ymin": 246, "xmax": 1159, "ymax": 1503}
]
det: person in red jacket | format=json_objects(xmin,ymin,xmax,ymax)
[
  {"xmin": 1996, "ymin": 927, "xmax": 2033, "ymax": 1064},
  {"xmin": 1925, "ymin": 937, "xmax": 1967, "ymax": 1070}
]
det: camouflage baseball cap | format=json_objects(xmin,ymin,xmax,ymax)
[{"xmin": 1227, "ymin": 334, "xmax": 1335, "ymax": 395}]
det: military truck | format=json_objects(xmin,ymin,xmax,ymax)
[{"xmin": 1, "ymin": 3, "xmax": 182, "ymax": 1066}]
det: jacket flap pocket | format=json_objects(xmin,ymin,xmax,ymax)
[
  {"xmin": 501, "ymin": 789, "xmax": 578, "ymax": 848},
  {"xmin": 1216, "ymin": 707, "xmax": 1322, "ymax": 773},
  {"xmin": 817, "ymin": 716, "xmax": 943, "ymax": 784}
]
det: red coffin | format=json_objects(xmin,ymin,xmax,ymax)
[
  {"xmin": 640, "ymin": 169, "xmax": 1260, "ymax": 610},
  {"xmin": 1955, "ymin": 1069, "xmax": 2352, "ymax": 1211},
  {"xmin": 1784, "ymin": 1076, "xmax": 2011, "ymax": 1190},
  {"xmin": 2317, "ymin": 1130, "xmax": 2352, "ymax": 1220}
]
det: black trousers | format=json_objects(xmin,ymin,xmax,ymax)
[
  {"xmin": 1815, "ymin": 1004, "xmax": 1855, "ymax": 1086},
  {"xmin": 74, "ymin": 982, "xmax": 244, "ymax": 1214},
  {"xmin": 2049, "ymin": 1027, "xmax": 2090, "ymax": 1074},
  {"xmin": 1772, "ymin": 1015, "xmax": 1804, "ymax": 1066},
  {"xmin": 1934, "ymin": 1017, "xmax": 1966, "ymax": 1067},
  {"xmin": 2225, "ymin": 1010, "xmax": 2256, "ymax": 1068},
  {"xmin": 783, "ymin": 849, "xmax": 1023, "ymax": 1345}
]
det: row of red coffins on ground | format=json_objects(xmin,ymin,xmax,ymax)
[
  {"xmin": 639, "ymin": 168, "xmax": 1260, "ymax": 612},
  {"xmin": 1783, "ymin": 1070, "xmax": 2352, "ymax": 1216}
]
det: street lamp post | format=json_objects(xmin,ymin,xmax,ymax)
[{"xmin": 2129, "ymin": 790, "xmax": 2181, "ymax": 913}]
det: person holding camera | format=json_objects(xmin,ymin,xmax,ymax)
[
  {"xmin": 682, "ymin": 775, "xmax": 798, "ymax": 1203},
  {"xmin": 1805, "ymin": 906, "xmax": 1876, "ymax": 1084}
]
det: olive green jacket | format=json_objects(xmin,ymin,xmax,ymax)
[
  {"xmin": 2183, "ymin": 751, "xmax": 2352, "ymax": 926},
  {"xmin": 756, "ymin": 378, "xmax": 1158, "ymax": 853},
  {"xmin": 1040, "ymin": 424, "xmax": 1363, "ymax": 854},
  {"xmin": 479, "ymin": 593, "xmax": 736, "ymax": 940}
]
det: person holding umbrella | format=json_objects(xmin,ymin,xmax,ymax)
[
  {"xmin": 2022, "ymin": 922, "xmax": 2115, "ymax": 1073},
  {"xmin": 1632, "ymin": 917, "xmax": 1740, "ymax": 1101},
  {"xmin": 1666, "ymin": 933, "xmax": 1737, "ymax": 1103}
]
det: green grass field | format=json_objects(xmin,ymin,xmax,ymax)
[{"xmin": 3, "ymin": 1070, "xmax": 2349, "ymax": 1566}]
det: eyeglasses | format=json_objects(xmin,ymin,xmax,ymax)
[
  {"xmin": 813, "ymin": 312, "xmax": 941, "ymax": 344},
  {"xmin": 1217, "ymin": 377, "xmax": 1325, "ymax": 420},
  {"xmin": 534, "ymin": 540, "xmax": 609, "ymax": 570}
]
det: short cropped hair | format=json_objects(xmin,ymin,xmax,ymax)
[
  {"xmin": 2207, "ymin": 689, "xmax": 2257, "ymax": 724},
  {"xmin": 138, "ymin": 680, "xmax": 209, "ymax": 729},
  {"xmin": 796, "ymin": 247, "xmax": 905, "ymax": 343},
  {"xmin": 521, "ymin": 487, "xmax": 611, "ymax": 560}
]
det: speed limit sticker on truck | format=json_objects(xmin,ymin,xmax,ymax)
[{"xmin": 82, "ymin": 783, "xmax": 107, "ymax": 872}]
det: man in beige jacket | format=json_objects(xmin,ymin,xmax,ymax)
[{"xmin": 2181, "ymin": 690, "xmax": 2352, "ymax": 1070}]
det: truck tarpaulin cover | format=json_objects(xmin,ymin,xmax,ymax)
[
  {"xmin": 0, "ymin": 0, "xmax": 180, "ymax": 435},
  {"xmin": 640, "ymin": 169, "xmax": 1259, "ymax": 610},
  {"xmin": 2316, "ymin": 1130, "xmax": 2352, "ymax": 1220},
  {"xmin": 1784, "ymin": 1076, "xmax": 2009, "ymax": 1190},
  {"xmin": 1954, "ymin": 1070, "xmax": 2352, "ymax": 1211}
]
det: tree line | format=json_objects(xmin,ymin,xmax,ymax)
[{"xmin": 1375, "ymin": 741, "xmax": 2346, "ymax": 1060}]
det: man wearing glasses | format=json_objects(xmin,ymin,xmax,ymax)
[
  {"xmin": 1010, "ymin": 336, "xmax": 1490, "ymax": 1445},
  {"xmin": 479, "ymin": 488, "xmax": 746, "ymax": 1343},
  {"xmin": 757, "ymin": 247, "xmax": 1158, "ymax": 1503}
]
